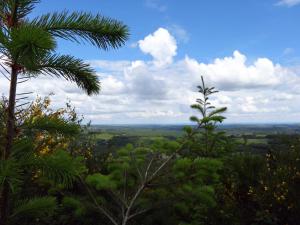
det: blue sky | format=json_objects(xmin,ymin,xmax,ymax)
[
  {"xmin": 2, "ymin": 0, "xmax": 300, "ymax": 124},
  {"xmin": 32, "ymin": 0, "xmax": 300, "ymax": 64}
]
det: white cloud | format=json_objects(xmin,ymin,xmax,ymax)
[
  {"xmin": 184, "ymin": 51, "xmax": 285, "ymax": 90},
  {"xmin": 138, "ymin": 28, "xmax": 177, "ymax": 67},
  {"xmin": 276, "ymin": 0, "xmax": 300, "ymax": 7},
  {"xmin": 86, "ymin": 49, "xmax": 299, "ymax": 123},
  {"xmin": 124, "ymin": 61, "xmax": 168, "ymax": 99},
  {"xmin": 101, "ymin": 75, "xmax": 126, "ymax": 95},
  {"xmin": 1, "ymin": 28, "xmax": 300, "ymax": 124}
]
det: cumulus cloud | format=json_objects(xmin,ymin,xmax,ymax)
[
  {"xmin": 184, "ymin": 50, "xmax": 287, "ymax": 90},
  {"xmin": 124, "ymin": 61, "xmax": 168, "ymax": 99},
  {"xmin": 101, "ymin": 76, "xmax": 126, "ymax": 95},
  {"xmin": 138, "ymin": 28, "xmax": 177, "ymax": 67},
  {"xmin": 276, "ymin": 0, "xmax": 300, "ymax": 7},
  {"xmin": 1, "ymin": 28, "xmax": 300, "ymax": 124}
]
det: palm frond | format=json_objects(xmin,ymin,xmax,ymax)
[
  {"xmin": 30, "ymin": 11, "xmax": 129, "ymax": 49},
  {"xmin": 32, "ymin": 54, "xmax": 100, "ymax": 95}
]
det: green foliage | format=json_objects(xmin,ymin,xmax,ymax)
[
  {"xmin": 4, "ymin": 137, "xmax": 86, "ymax": 191},
  {"xmin": 0, "ymin": 98, "xmax": 88, "ymax": 223},
  {"xmin": 0, "ymin": 159, "xmax": 22, "ymax": 193},
  {"xmin": 9, "ymin": 25, "xmax": 55, "ymax": 66},
  {"xmin": 23, "ymin": 115, "xmax": 80, "ymax": 137},
  {"xmin": 211, "ymin": 144, "xmax": 300, "ymax": 225},
  {"xmin": 170, "ymin": 157, "xmax": 223, "ymax": 225},
  {"xmin": 10, "ymin": 197, "xmax": 56, "ymax": 221},
  {"xmin": 86, "ymin": 173, "xmax": 116, "ymax": 190},
  {"xmin": 61, "ymin": 196, "xmax": 86, "ymax": 217},
  {"xmin": 35, "ymin": 150, "xmax": 86, "ymax": 188}
]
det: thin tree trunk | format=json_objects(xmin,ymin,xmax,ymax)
[{"xmin": 0, "ymin": 65, "xmax": 18, "ymax": 225}]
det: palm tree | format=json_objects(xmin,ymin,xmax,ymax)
[{"xmin": 0, "ymin": 0, "xmax": 129, "ymax": 223}]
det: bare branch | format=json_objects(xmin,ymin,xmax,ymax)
[
  {"xmin": 144, "ymin": 155, "xmax": 155, "ymax": 180},
  {"xmin": 128, "ymin": 208, "xmax": 151, "ymax": 220},
  {"xmin": 122, "ymin": 184, "xmax": 145, "ymax": 225},
  {"xmin": 129, "ymin": 152, "xmax": 143, "ymax": 181},
  {"xmin": 79, "ymin": 177, "xmax": 119, "ymax": 225}
]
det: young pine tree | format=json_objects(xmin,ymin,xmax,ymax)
[{"xmin": 189, "ymin": 76, "xmax": 228, "ymax": 157}]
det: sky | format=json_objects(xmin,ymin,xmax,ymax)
[{"xmin": 1, "ymin": 0, "xmax": 300, "ymax": 124}]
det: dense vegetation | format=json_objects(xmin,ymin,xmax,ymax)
[{"xmin": 0, "ymin": 1, "xmax": 299, "ymax": 225}]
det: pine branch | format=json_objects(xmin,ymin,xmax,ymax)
[{"xmin": 10, "ymin": 196, "xmax": 56, "ymax": 220}]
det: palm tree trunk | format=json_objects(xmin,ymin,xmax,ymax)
[
  {"xmin": 4, "ymin": 66, "xmax": 17, "ymax": 159},
  {"xmin": 0, "ymin": 65, "xmax": 18, "ymax": 225}
]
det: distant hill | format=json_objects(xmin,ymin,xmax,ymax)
[{"xmin": 91, "ymin": 124, "xmax": 300, "ymax": 136}]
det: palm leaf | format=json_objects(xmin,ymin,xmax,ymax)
[
  {"xmin": 30, "ymin": 11, "xmax": 129, "ymax": 49},
  {"xmin": 31, "ymin": 54, "xmax": 100, "ymax": 95}
]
